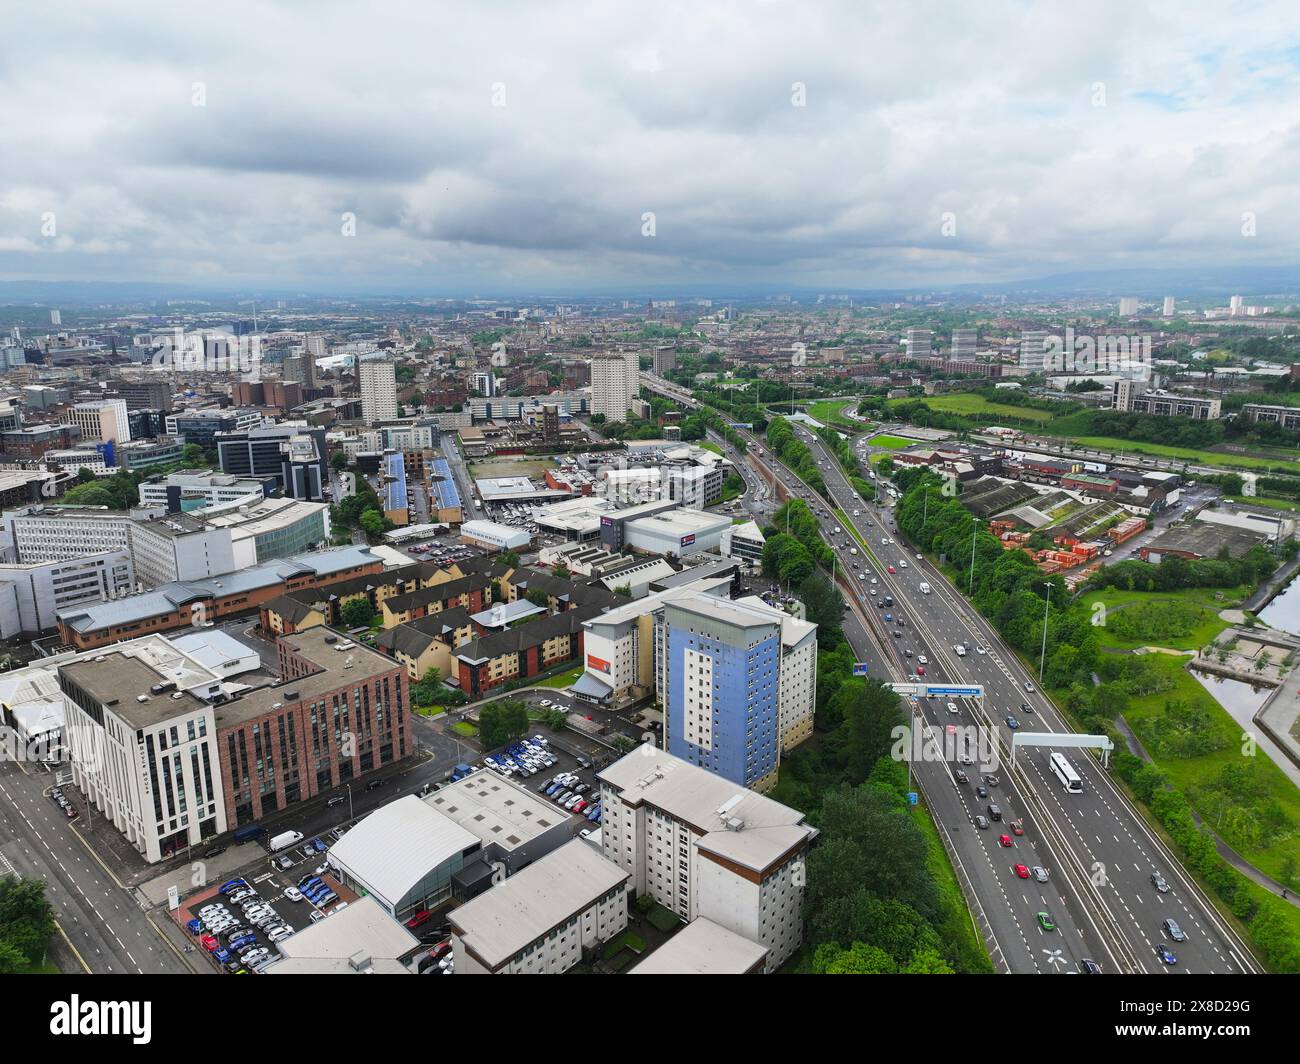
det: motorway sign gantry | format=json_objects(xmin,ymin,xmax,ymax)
[{"xmin": 889, "ymin": 682, "xmax": 985, "ymax": 699}]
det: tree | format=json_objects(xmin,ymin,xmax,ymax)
[
  {"xmin": 0, "ymin": 876, "xmax": 55, "ymax": 968},
  {"xmin": 339, "ymin": 597, "xmax": 377, "ymax": 629},
  {"xmin": 331, "ymin": 452, "xmax": 351, "ymax": 471},
  {"xmin": 525, "ymin": 588, "xmax": 551, "ymax": 608},
  {"xmin": 498, "ymin": 550, "xmax": 521, "ymax": 569},
  {"xmin": 479, "ymin": 700, "xmax": 528, "ymax": 748},
  {"xmin": 359, "ymin": 508, "xmax": 387, "ymax": 537}
]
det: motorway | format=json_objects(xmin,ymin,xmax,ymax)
[{"xmin": 640, "ymin": 372, "xmax": 1262, "ymax": 974}]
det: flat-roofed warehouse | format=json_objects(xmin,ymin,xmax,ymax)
[
  {"xmin": 424, "ymin": 768, "xmax": 577, "ymax": 874},
  {"xmin": 1140, "ymin": 522, "xmax": 1268, "ymax": 562},
  {"xmin": 326, "ymin": 794, "xmax": 481, "ymax": 920}
]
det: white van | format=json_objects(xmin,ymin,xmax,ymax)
[
  {"xmin": 954, "ymin": 644, "xmax": 967, "ymax": 656},
  {"xmin": 919, "ymin": 582, "xmax": 931, "ymax": 595},
  {"xmin": 850, "ymin": 548, "xmax": 858, "ymax": 556}
]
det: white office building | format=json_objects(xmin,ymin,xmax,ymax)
[
  {"xmin": 137, "ymin": 470, "xmax": 268, "ymax": 512},
  {"xmin": 597, "ymin": 746, "xmax": 816, "ymax": 972},
  {"xmin": 65, "ymin": 399, "xmax": 131, "ymax": 445},
  {"xmin": 2, "ymin": 506, "xmax": 133, "ymax": 564},
  {"xmin": 359, "ymin": 355, "xmax": 399, "ymax": 425},
  {"xmin": 0, "ymin": 552, "xmax": 134, "ymax": 636},
  {"xmin": 590, "ymin": 351, "xmax": 640, "ymax": 423},
  {"xmin": 59, "ymin": 636, "xmax": 229, "ymax": 863}
]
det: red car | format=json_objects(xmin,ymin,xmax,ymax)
[
  {"xmin": 1010, "ymin": 820, "xmax": 1024, "ymax": 837},
  {"xmin": 916, "ymin": 666, "xmax": 925, "ymax": 676},
  {"xmin": 1014, "ymin": 863, "xmax": 1030, "ymax": 879},
  {"xmin": 429, "ymin": 939, "xmax": 452, "ymax": 960},
  {"xmin": 887, "ymin": 565, "xmax": 897, "ymax": 574},
  {"xmin": 200, "ymin": 934, "xmax": 219, "ymax": 952},
  {"xmin": 405, "ymin": 909, "xmax": 432, "ymax": 930},
  {"xmin": 998, "ymin": 834, "xmax": 1013, "ymax": 848}
]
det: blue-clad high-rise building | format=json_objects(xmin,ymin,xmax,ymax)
[{"xmin": 661, "ymin": 597, "xmax": 782, "ymax": 791}]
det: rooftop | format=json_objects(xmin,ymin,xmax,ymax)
[
  {"xmin": 268, "ymin": 896, "xmax": 419, "ymax": 975},
  {"xmin": 328, "ymin": 795, "xmax": 481, "ymax": 911},
  {"xmin": 449, "ymin": 839, "xmax": 629, "ymax": 969},
  {"xmin": 628, "ymin": 917, "xmax": 768, "ymax": 974},
  {"xmin": 424, "ymin": 769, "xmax": 570, "ymax": 852}
]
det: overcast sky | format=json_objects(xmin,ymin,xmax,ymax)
[{"xmin": 3, "ymin": 1, "xmax": 1299, "ymax": 294}]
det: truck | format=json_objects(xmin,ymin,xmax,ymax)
[
  {"xmin": 269, "ymin": 830, "xmax": 305, "ymax": 853},
  {"xmin": 919, "ymin": 582, "xmax": 931, "ymax": 595},
  {"xmin": 451, "ymin": 762, "xmax": 474, "ymax": 782},
  {"xmin": 233, "ymin": 824, "xmax": 265, "ymax": 843}
]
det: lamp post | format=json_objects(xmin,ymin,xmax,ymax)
[
  {"xmin": 969, "ymin": 526, "xmax": 977, "ymax": 595},
  {"xmin": 1039, "ymin": 583, "xmax": 1051, "ymax": 682}
]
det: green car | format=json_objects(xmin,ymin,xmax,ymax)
[{"xmin": 1036, "ymin": 911, "xmax": 1056, "ymax": 932}]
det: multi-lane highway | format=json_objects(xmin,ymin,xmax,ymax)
[{"xmin": 637, "ymin": 373, "xmax": 1262, "ymax": 974}]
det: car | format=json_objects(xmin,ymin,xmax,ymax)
[
  {"xmin": 564, "ymin": 795, "xmax": 582, "ymax": 810},
  {"xmin": 298, "ymin": 875, "xmax": 322, "ymax": 891},
  {"xmin": 198, "ymin": 903, "xmax": 227, "ymax": 917},
  {"xmin": 974, "ymin": 645, "xmax": 985, "ymax": 654},
  {"xmin": 284, "ymin": 886, "xmax": 304, "ymax": 902},
  {"xmin": 1010, "ymin": 820, "xmax": 1024, "ymax": 837},
  {"xmin": 406, "ymin": 909, "xmax": 432, "ymax": 930},
  {"xmin": 1004, "ymin": 715, "xmax": 1020, "ymax": 730},
  {"xmin": 899, "ymin": 560, "xmax": 908, "ymax": 569},
  {"xmin": 314, "ymin": 863, "xmax": 329, "ymax": 876},
  {"xmin": 1078, "ymin": 958, "xmax": 1102, "ymax": 974},
  {"xmin": 229, "ymin": 889, "xmax": 256, "ymax": 903},
  {"xmin": 1023, "ymin": 681, "xmax": 1035, "ymax": 693},
  {"xmin": 311, "ymin": 837, "xmax": 327, "ymax": 852},
  {"xmin": 203, "ymin": 846, "xmax": 226, "ymax": 859},
  {"xmin": 918, "ymin": 655, "xmax": 928, "ymax": 665},
  {"xmin": 218, "ymin": 878, "xmax": 248, "ymax": 895},
  {"xmin": 326, "ymin": 795, "xmax": 346, "ymax": 808},
  {"xmin": 200, "ymin": 934, "xmax": 219, "ymax": 952},
  {"xmin": 1019, "ymin": 701, "xmax": 1032, "ymax": 714},
  {"xmin": 983, "ymin": 774, "xmax": 1000, "ymax": 786},
  {"xmin": 954, "ymin": 769, "xmax": 968, "ymax": 784},
  {"xmin": 974, "ymin": 815, "xmax": 989, "ymax": 829},
  {"xmin": 185, "ymin": 918, "xmax": 203, "ymax": 935},
  {"xmin": 915, "ymin": 553, "xmax": 922, "ymax": 560},
  {"xmin": 976, "ymin": 785, "xmax": 988, "ymax": 799},
  {"xmin": 1031, "ymin": 866, "xmax": 1049, "ymax": 883},
  {"xmin": 227, "ymin": 932, "xmax": 257, "ymax": 950},
  {"xmin": 998, "ymin": 834, "xmax": 1013, "ymax": 848},
  {"xmin": 1014, "ymin": 864, "xmax": 1030, "ymax": 879},
  {"xmin": 242, "ymin": 948, "xmax": 271, "ymax": 964},
  {"xmin": 946, "ymin": 701, "xmax": 958, "ymax": 714},
  {"xmin": 916, "ymin": 666, "xmax": 925, "ymax": 676},
  {"xmin": 1035, "ymin": 911, "xmax": 1056, "ymax": 932},
  {"xmin": 573, "ymin": 800, "xmax": 588, "ymax": 814},
  {"xmin": 1154, "ymin": 944, "xmax": 1178, "ymax": 965},
  {"xmin": 1150, "ymin": 872, "xmax": 1170, "ymax": 893},
  {"xmin": 268, "ymin": 927, "xmax": 294, "ymax": 943},
  {"xmin": 1162, "ymin": 918, "xmax": 1187, "ymax": 943},
  {"xmin": 366, "ymin": 778, "xmax": 384, "ymax": 791},
  {"xmin": 886, "ymin": 565, "xmax": 896, "ymax": 574}
]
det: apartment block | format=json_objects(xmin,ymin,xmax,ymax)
[{"xmin": 597, "ymin": 746, "xmax": 816, "ymax": 971}]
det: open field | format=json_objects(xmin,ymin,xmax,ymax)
[
  {"xmin": 866, "ymin": 433, "xmax": 914, "ymax": 450},
  {"xmin": 889, "ymin": 393, "xmax": 1055, "ymax": 422},
  {"xmin": 807, "ymin": 399, "xmax": 866, "ymax": 430},
  {"xmin": 534, "ymin": 666, "xmax": 583, "ymax": 689},
  {"xmin": 1228, "ymin": 494, "xmax": 1300, "ymax": 512},
  {"xmin": 1039, "ymin": 434, "xmax": 1300, "ymax": 476},
  {"xmin": 697, "ymin": 440, "xmax": 723, "ymax": 455},
  {"xmin": 1077, "ymin": 586, "xmax": 1247, "ymax": 652}
]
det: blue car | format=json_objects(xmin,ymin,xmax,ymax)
[
  {"xmin": 214, "ymin": 947, "xmax": 232, "ymax": 963},
  {"xmin": 317, "ymin": 892, "xmax": 338, "ymax": 906},
  {"xmin": 1155, "ymin": 944, "xmax": 1177, "ymax": 965},
  {"xmin": 228, "ymin": 933, "xmax": 257, "ymax": 950},
  {"xmin": 546, "ymin": 783, "xmax": 563, "ymax": 797},
  {"xmin": 218, "ymin": 878, "xmax": 248, "ymax": 895},
  {"xmin": 311, "ymin": 837, "xmax": 327, "ymax": 853},
  {"xmin": 186, "ymin": 917, "xmax": 203, "ymax": 934}
]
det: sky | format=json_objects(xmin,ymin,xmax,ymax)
[{"xmin": 3, "ymin": 0, "xmax": 1300, "ymax": 294}]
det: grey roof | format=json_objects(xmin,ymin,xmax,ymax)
[
  {"xmin": 328, "ymin": 795, "xmax": 481, "ymax": 911},
  {"xmin": 628, "ymin": 918, "xmax": 768, "ymax": 974},
  {"xmin": 449, "ymin": 839, "xmax": 629, "ymax": 969},
  {"xmin": 267, "ymin": 896, "xmax": 419, "ymax": 974}
]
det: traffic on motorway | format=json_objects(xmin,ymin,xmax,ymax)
[{"xmin": 739, "ymin": 410, "xmax": 1261, "ymax": 975}]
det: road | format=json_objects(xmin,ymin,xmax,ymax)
[
  {"xmin": 0, "ymin": 761, "xmax": 189, "ymax": 974},
  {"xmin": 637, "ymin": 373, "xmax": 1263, "ymax": 974},
  {"xmin": 786, "ymin": 419, "xmax": 1262, "ymax": 975}
]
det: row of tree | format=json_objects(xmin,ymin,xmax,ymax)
[{"xmin": 765, "ymin": 417, "xmax": 827, "ymax": 496}]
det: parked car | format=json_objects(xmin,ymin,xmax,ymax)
[{"xmin": 283, "ymin": 886, "xmax": 304, "ymax": 902}]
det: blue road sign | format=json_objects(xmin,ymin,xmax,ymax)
[
  {"xmin": 923, "ymin": 685, "xmax": 982, "ymax": 698},
  {"xmin": 907, "ymin": 792, "xmax": 918, "ymax": 806},
  {"xmin": 852, "ymin": 662, "xmax": 869, "ymax": 676}
]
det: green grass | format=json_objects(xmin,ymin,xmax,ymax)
[
  {"xmin": 534, "ymin": 667, "xmax": 583, "ymax": 689},
  {"xmin": 450, "ymin": 721, "xmax": 478, "ymax": 738},
  {"xmin": 866, "ymin": 433, "xmax": 914, "ymax": 450},
  {"xmin": 890, "ymin": 393, "xmax": 1055, "ymax": 422},
  {"xmin": 1227, "ymin": 495, "xmax": 1300, "ymax": 512},
  {"xmin": 644, "ymin": 901, "xmax": 681, "ymax": 933},
  {"xmin": 1078, "ymin": 586, "xmax": 1245, "ymax": 652},
  {"xmin": 910, "ymin": 800, "xmax": 994, "ymax": 972},
  {"xmin": 1037, "ymin": 434, "xmax": 1300, "ymax": 476},
  {"xmin": 414, "ymin": 705, "xmax": 446, "ymax": 718},
  {"xmin": 601, "ymin": 930, "xmax": 647, "ymax": 961},
  {"xmin": 807, "ymin": 400, "xmax": 867, "ymax": 430},
  {"xmin": 1102, "ymin": 653, "xmax": 1300, "ymax": 885},
  {"xmin": 697, "ymin": 441, "xmax": 723, "ymax": 455}
]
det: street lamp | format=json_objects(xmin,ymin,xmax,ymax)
[
  {"xmin": 1038, "ymin": 583, "xmax": 1051, "ymax": 682},
  {"xmin": 969, "ymin": 526, "xmax": 977, "ymax": 595}
]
